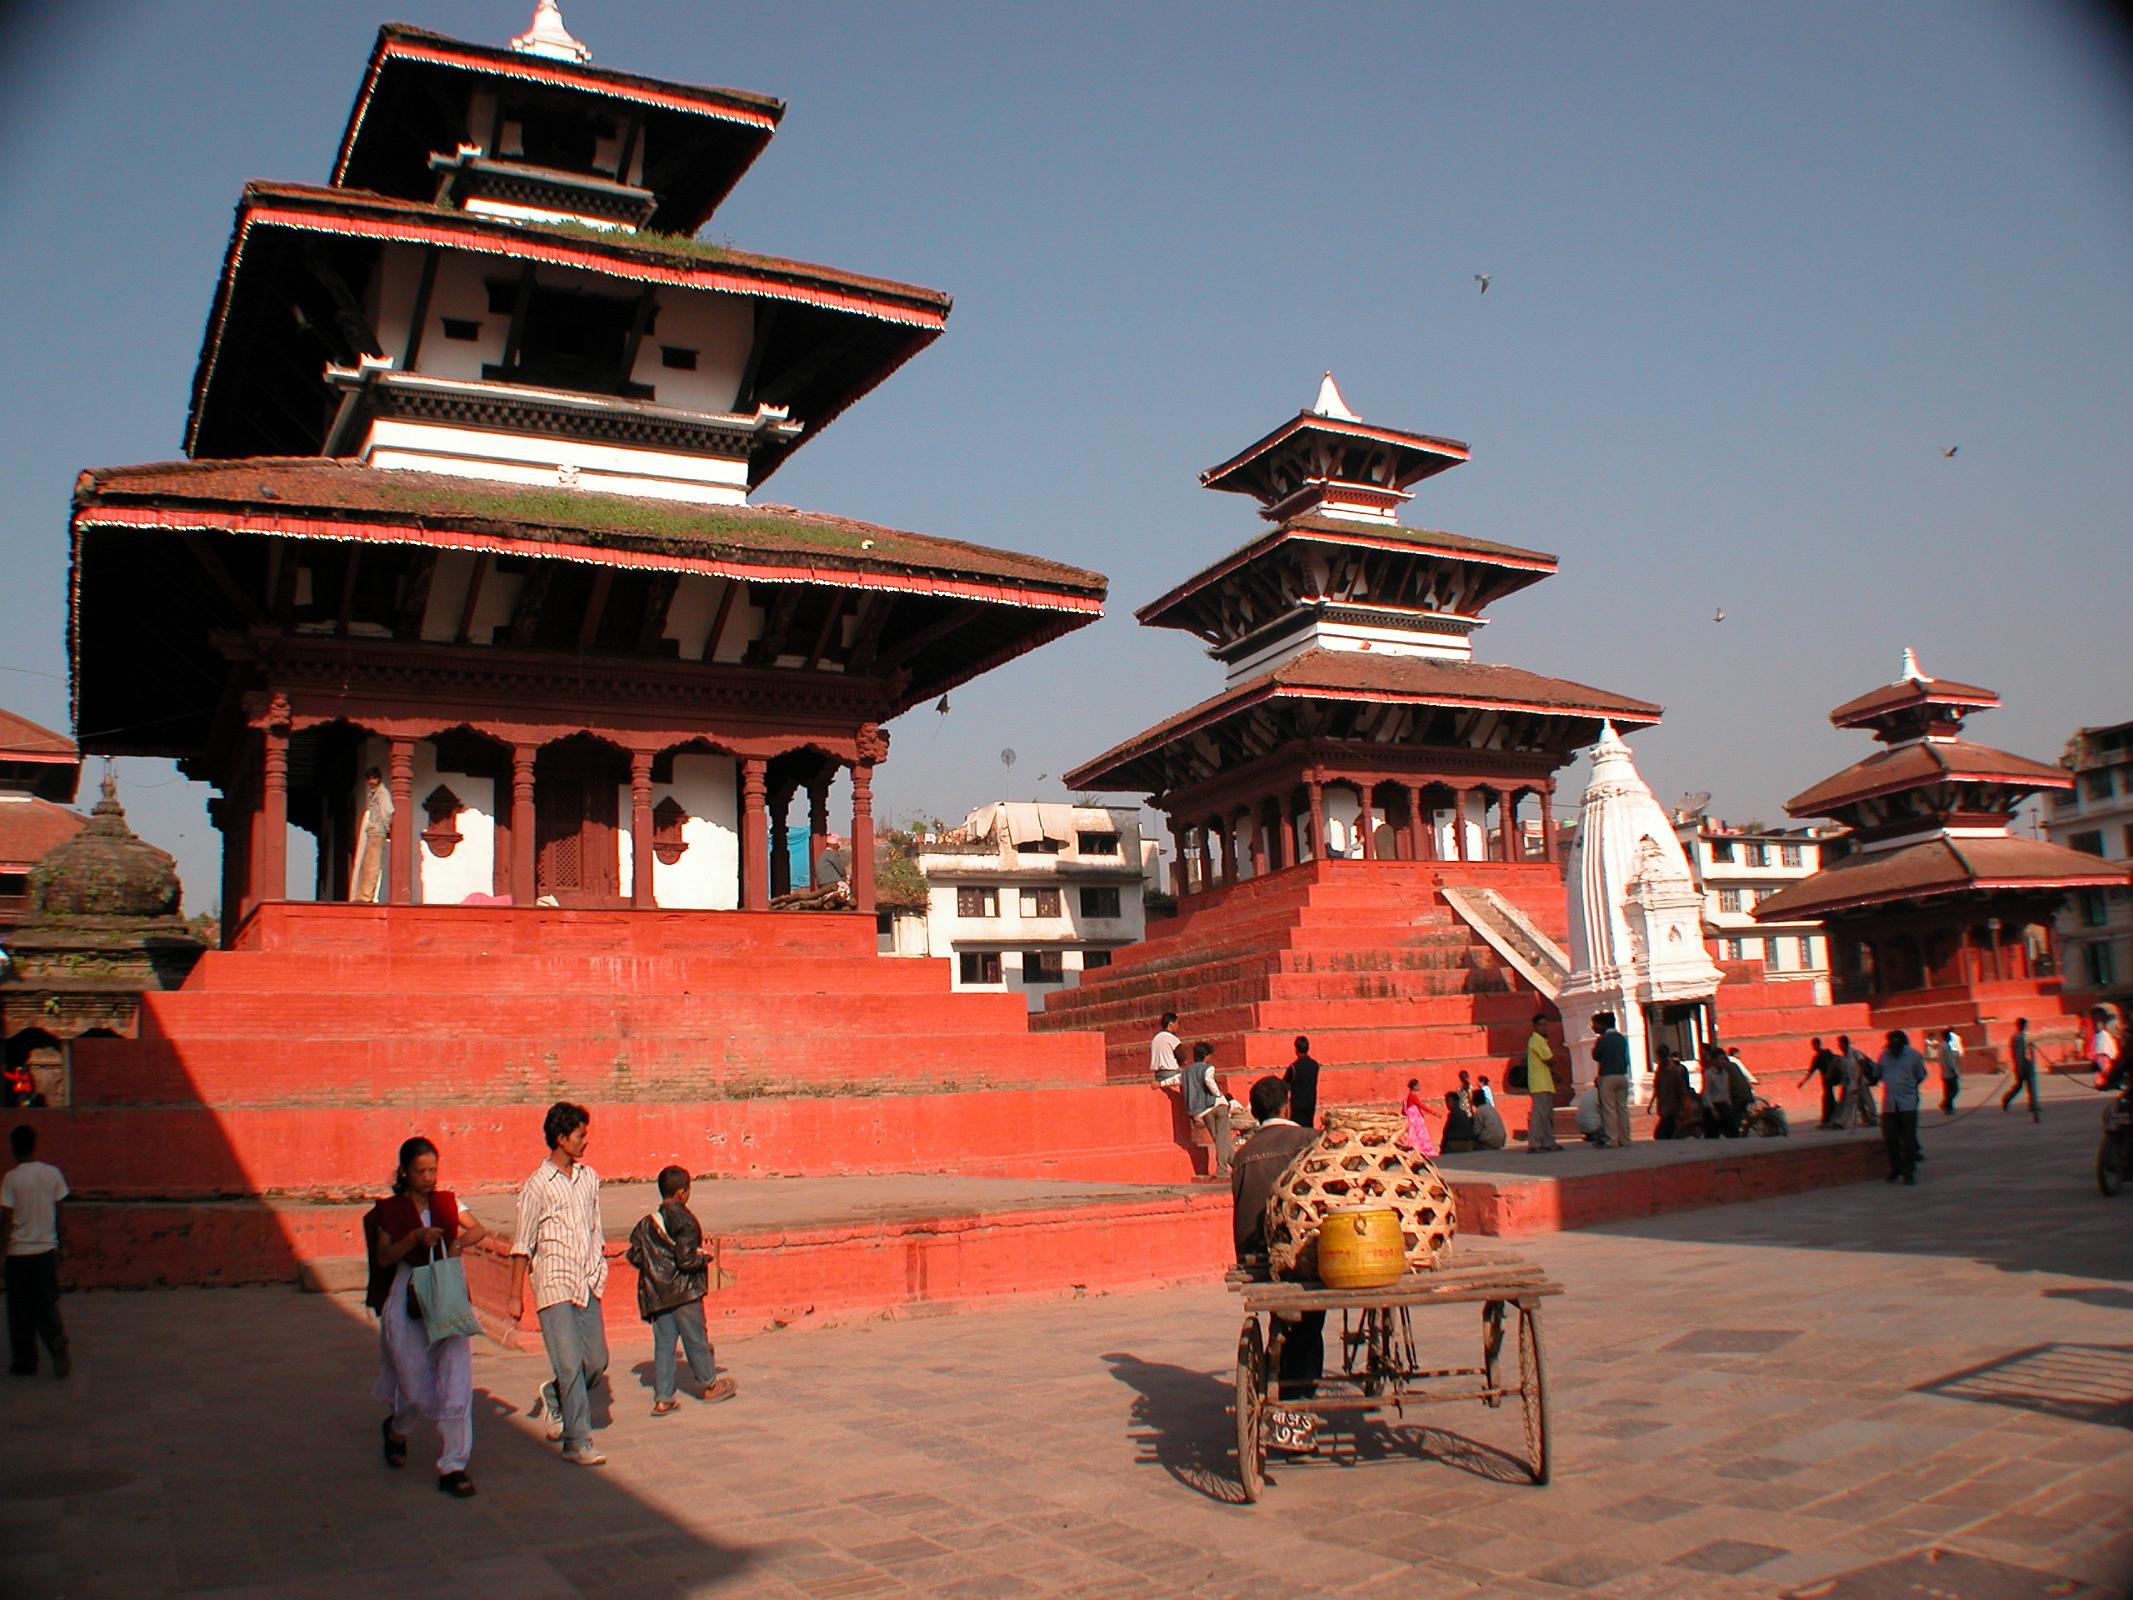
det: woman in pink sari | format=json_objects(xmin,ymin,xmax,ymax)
[{"xmin": 1402, "ymin": 1078, "xmax": 1439, "ymax": 1156}]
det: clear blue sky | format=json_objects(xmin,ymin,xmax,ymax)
[{"xmin": 2, "ymin": 2, "xmax": 2128, "ymax": 909}]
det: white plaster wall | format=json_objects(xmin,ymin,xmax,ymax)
[
  {"xmin": 660, "ymin": 575, "xmax": 725, "ymax": 660},
  {"xmin": 364, "ymin": 420, "xmax": 749, "ymax": 504},
  {"xmin": 626, "ymin": 292, "xmax": 751, "ymax": 412},
  {"xmin": 1320, "ymin": 790, "xmax": 1391, "ymax": 859},
  {"xmin": 614, "ymin": 752, "xmax": 739, "ymax": 910},
  {"xmin": 418, "ymin": 552, "xmax": 481, "ymax": 642},
  {"xmin": 413, "ymin": 741, "xmax": 497, "ymax": 905},
  {"xmin": 709, "ymin": 586, "xmax": 766, "ymax": 664}
]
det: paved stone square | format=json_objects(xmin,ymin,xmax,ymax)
[{"xmin": 4, "ymin": 1082, "xmax": 2130, "ymax": 1599}]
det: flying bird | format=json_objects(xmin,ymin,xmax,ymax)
[
  {"xmin": 1713, "ymin": 607, "xmax": 1727, "ymax": 623},
  {"xmin": 1940, "ymin": 445, "xmax": 1958, "ymax": 459},
  {"xmin": 1473, "ymin": 273, "xmax": 1491, "ymax": 295}
]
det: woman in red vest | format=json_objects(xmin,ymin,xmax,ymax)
[{"xmin": 363, "ymin": 1136, "xmax": 489, "ymax": 1497}]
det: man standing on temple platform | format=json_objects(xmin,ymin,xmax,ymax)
[
  {"xmin": 2, "ymin": 1125, "xmax": 69, "ymax": 1378},
  {"xmin": 2001, "ymin": 1018, "xmax": 2041, "ymax": 1122},
  {"xmin": 1592, "ymin": 1012, "xmax": 1631, "ymax": 1148},
  {"xmin": 1232, "ymin": 1077, "xmax": 1323, "ymax": 1411},
  {"xmin": 1524, "ymin": 1012, "xmax": 1561, "ymax": 1153},
  {"xmin": 1798, "ymin": 1037, "xmax": 1841, "ymax": 1129},
  {"xmin": 510, "ymin": 1102, "xmax": 610, "ymax": 1466},
  {"xmin": 351, "ymin": 766, "xmax": 392, "ymax": 904},
  {"xmin": 1184, "ymin": 1043, "xmax": 1236, "ymax": 1178},
  {"xmin": 1283, "ymin": 1036, "xmax": 1322, "ymax": 1130},
  {"xmin": 1878, "ymin": 1030, "xmax": 1929, "ymax": 1185}
]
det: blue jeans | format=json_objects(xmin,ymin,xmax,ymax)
[
  {"xmin": 537, "ymin": 1297, "xmax": 608, "ymax": 1449},
  {"xmin": 651, "ymin": 1298, "xmax": 716, "ymax": 1402}
]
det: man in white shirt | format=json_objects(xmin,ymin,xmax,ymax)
[
  {"xmin": 2, "ymin": 1125, "xmax": 70, "ymax": 1377},
  {"xmin": 510, "ymin": 1102, "xmax": 609, "ymax": 1465},
  {"xmin": 1149, "ymin": 1012, "xmax": 1183, "ymax": 1088}
]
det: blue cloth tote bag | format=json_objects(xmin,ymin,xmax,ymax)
[{"xmin": 410, "ymin": 1255, "xmax": 484, "ymax": 1344}]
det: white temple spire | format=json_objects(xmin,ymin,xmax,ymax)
[
  {"xmin": 511, "ymin": 0, "xmax": 592, "ymax": 62},
  {"xmin": 1311, "ymin": 372, "xmax": 1361, "ymax": 422},
  {"xmin": 1897, "ymin": 645, "xmax": 1931, "ymax": 684}
]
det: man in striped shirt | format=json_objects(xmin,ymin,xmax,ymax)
[{"xmin": 510, "ymin": 1102, "xmax": 610, "ymax": 1466}]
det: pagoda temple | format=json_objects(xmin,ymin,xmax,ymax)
[
  {"xmin": 1040, "ymin": 379, "xmax": 1662, "ymax": 1115},
  {"xmin": 1753, "ymin": 650, "xmax": 2124, "ymax": 1035},
  {"xmin": 0, "ymin": 711, "xmax": 85, "ymax": 934},
  {"xmin": 71, "ymin": 7, "xmax": 1104, "ymax": 929}
]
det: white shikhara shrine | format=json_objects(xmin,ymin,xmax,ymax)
[{"xmin": 1558, "ymin": 723, "xmax": 1723, "ymax": 1097}]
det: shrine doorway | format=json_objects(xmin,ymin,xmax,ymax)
[{"xmin": 535, "ymin": 734, "xmax": 629, "ymax": 906}]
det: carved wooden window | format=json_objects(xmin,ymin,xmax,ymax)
[
  {"xmin": 1020, "ymin": 887, "xmax": 1062, "ymax": 918},
  {"xmin": 956, "ymin": 887, "xmax": 998, "ymax": 918},
  {"xmin": 421, "ymin": 785, "xmax": 464, "ymax": 858},
  {"xmin": 651, "ymin": 797, "xmax": 689, "ymax": 866}
]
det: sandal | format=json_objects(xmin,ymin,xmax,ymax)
[
  {"xmin": 381, "ymin": 1417, "xmax": 407, "ymax": 1469},
  {"xmin": 436, "ymin": 1470, "xmax": 476, "ymax": 1498},
  {"xmin": 650, "ymin": 1398, "xmax": 682, "ymax": 1417},
  {"xmin": 700, "ymin": 1377, "xmax": 739, "ymax": 1404}
]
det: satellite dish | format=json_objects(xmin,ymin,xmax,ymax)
[
  {"xmin": 1675, "ymin": 791, "xmax": 1712, "ymax": 821},
  {"xmin": 1000, "ymin": 748, "xmax": 1016, "ymax": 769}
]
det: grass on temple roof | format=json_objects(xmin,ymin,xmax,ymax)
[
  {"xmin": 368, "ymin": 477, "xmax": 882, "ymax": 554},
  {"xmin": 532, "ymin": 217, "xmax": 733, "ymax": 264}
]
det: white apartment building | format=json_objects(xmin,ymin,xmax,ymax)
[
  {"xmin": 1671, "ymin": 814, "xmax": 1835, "ymax": 1001},
  {"xmin": 909, "ymin": 802, "xmax": 1157, "ymax": 1010},
  {"xmin": 2043, "ymin": 719, "xmax": 2133, "ymax": 1001}
]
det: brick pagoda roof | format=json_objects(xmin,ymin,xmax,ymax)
[
  {"xmin": 1752, "ymin": 834, "xmax": 2125, "ymax": 921},
  {"xmin": 1783, "ymin": 739, "xmax": 2072, "ymax": 817},
  {"xmin": 1066, "ymin": 648, "xmax": 1660, "ymax": 792}
]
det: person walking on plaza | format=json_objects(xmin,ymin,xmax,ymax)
[
  {"xmin": 1284, "ymin": 1035, "xmax": 1323, "ymax": 1129},
  {"xmin": 1592, "ymin": 1012, "xmax": 1632, "ymax": 1148},
  {"xmin": 1699, "ymin": 1042, "xmax": 1741, "ymax": 1138},
  {"xmin": 1184, "ymin": 1043, "xmax": 1237, "ymax": 1177},
  {"xmin": 1232, "ymin": 1077, "xmax": 1324, "ymax": 1407},
  {"xmin": 1149, "ymin": 1012, "xmax": 1183, "ymax": 1088},
  {"xmin": 1798, "ymin": 1037, "xmax": 1841, "ymax": 1129},
  {"xmin": 1878, "ymin": 1030, "xmax": 1929, "ymax": 1185},
  {"xmin": 1651, "ymin": 1045, "xmax": 1693, "ymax": 1139},
  {"xmin": 510, "ymin": 1101, "xmax": 611, "ymax": 1466},
  {"xmin": 1524, "ymin": 1012, "xmax": 1562, "ymax": 1152},
  {"xmin": 2, "ymin": 1125, "xmax": 69, "ymax": 1377},
  {"xmin": 2001, "ymin": 1018, "xmax": 2041, "ymax": 1122},
  {"xmin": 626, "ymin": 1167, "xmax": 739, "ymax": 1417},
  {"xmin": 1835, "ymin": 1034, "xmax": 1878, "ymax": 1129},
  {"xmin": 2091, "ymin": 1005, "xmax": 2124, "ymax": 1091},
  {"xmin": 365, "ymin": 1136, "xmax": 487, "ymax": 1496},
  {"xmin": 1939, "ymin": 1028, "xmax": 1965, "ymax": 1114}
]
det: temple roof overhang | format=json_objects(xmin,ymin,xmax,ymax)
[
  {"xmin": 1063, "ymin": 648, "xmax": 1660, "ymax": 794},
  {"xmin": 1750, "ymin": 835, "xmax": 2126, "ymax": 921},
  {"xmin": 1783, "ymin": 738, "xmax": 2073, "ymax": 817},
  {"xmin": 1137, "ymin": 515, "xmax": 1558, "ymax": 640},
  {"xmin": 184, "ymin": 184, "xmax": 950, "ymax": 483},
  {"xmin": 333, "ymin": 23, "xmax": 785, "ymax": 236},
  {"xmin": 1830, "ymin": 674, "xmax": 1998, "ymax": 730},
  {"xmin": 1201, "ymin": 412, "xmax": 1470, "ymax": 507},
  {"xmin": 68, "ymin": 459, "xmax": 1105, "ymax": 757},
  {"xmin": 0, "ymin": 711, "xmax": 83, "ymax": 803}
]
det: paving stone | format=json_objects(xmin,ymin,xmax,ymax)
[{"xmin": 1669, "ymin": 1539, "xmax": 1788, "ymax": 1575}]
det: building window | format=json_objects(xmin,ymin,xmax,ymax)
[
  {"xmin": 1076, "ymin": 831, "xmax": 1121, "ymax": 856},
  {"xmin": 2081, "ymin": 890, "xmax": 2109, "ymax": 927},
  {"xmin": 659, "ymin": 345, "xmax": 698, "ymax": 370},
  {"xmin": 2070, "ymin": 831, "xmax": 2106, "ymax": 858},
  {"xmin": 2086, "ymin": 942, "xmax": 2115, "ymax": 988},
  {"xmin": 1020, "ymin": 887, "xmax": 1062, "ymax": 918},
  {"xmin": 959, "ymin": 951, "xmax": 1002, "ymax": 984},
  {"xmin": 1798, "ymin": 936, "xmax": 1815, "ymax": 967},
  {"xmin": 1083, "ymin": 949, "xmax": 1112, "ymax": 970},
  {"xmin": 2086, "ymin": 770, "xmax": 2115, "ymax": 801},
  {"xmin": 1014, "ymin": 838, "xmax": 1062, "ymax": 855},
  {"xmin": 1709, "ymin": 839, "xmax": 1735, "ymax": 863},
  {"xmin": 1764, "ymin": 938, "xmax": 1783, "ymax": 970},
  {"xmin": 1723, "ymin": 937, "xmax": 1745, "ymax": 960},
  {"xmin": 1080, "ymin": 886, "xmax": 1122, "ymax": 919},
  {"xmin": 1746, "ymin": 843, "xmax": 1768, "ymax": 867},
  {"xmin": 956, "ymin": 887, "xmax": 998, "ymax": 918},
  {"xmin": 440, "ymin": 317, "xmax": 481, "ymax": 341},
  {"xmin": 2052, "ymin": 789, "xmax": 2079, "ymax": 811},
  {"xmin": 1718, "ymin": 888, "xmax": 1742, "ymax": 913},
  {"xmin": 1022, "ymin": 949, "xmax": 1065, "ymax": 983},
  {"xmin": 1780, "ymin": 843, "xmax": 1803, "ymax": 868}
]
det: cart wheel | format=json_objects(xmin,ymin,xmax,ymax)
[
  {"xmin": 1480, "ymin": 1300, "xmax": 1507, "ymax": 1410},
  {"xmin": 1236, "ymin": 1318, "xmax": 1267, "ymax": 1503},
  {"xmin": 1517, "ymin": 1303, "xmax": 1552, "ymax": 1486}
]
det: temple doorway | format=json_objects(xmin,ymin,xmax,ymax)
[{"xmin": 535, "ymin": 735, "xmax": 628, "ymax": 906}]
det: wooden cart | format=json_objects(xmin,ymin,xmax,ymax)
[{"xmin": 1229, "ymin": 1248, "xmax": 1562, "ymax": 1502}]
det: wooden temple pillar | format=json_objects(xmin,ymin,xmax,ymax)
[
  {"xmin": 1278, "ymin": 797, "xmax": 1297, "ymax": 868},
  {"xmin": 807, "ymin": 778, "xmax": 832, "ymax": 880},
  {"xmin": 1248, "ymin": 806, "xmax": 1269, "ymax": 876},
  {"xmin": 387, "ymin": 738, "xmax": 416, "ymax": 905},
  {"xmin": 768, "ymin": 784, "xmax": 795, "ymax": 898},
  {"xmin": 1306, "ymin": 779, "xmax": 1326, "ymax": 864},
  {"xmin": 849, "ymin": 761, "xmax": 876, "ymax": 914},
  {"xmin": 740, "ymin": 758, "xmax": 769, "ymax": 911},
  {"xmin": 1538, "ymin": 786, "xmax": 1555, "ymax": 863},
  {"xmin": 1359, "ymin": 783, "xmax": 1378, "ymax": 860},
  {"xmin": 1448, "ymin": 786, "xmax": 1470, "ymax": 861},
  {"xmin": 629, "ymin": 751, "xmax": 656, "ymax": 908},
  {"xmin": 1168, "ymin": 816, "xmax": 1190, "ymax": 896},
  {"xmin": 259, "ymin": 724, "xmax": 289, "ymax": 903},
  {"xmin": 1406, "ymin": 784, "xmax": 1429, "ymax": 861},
  {"xmin": 1500, "ymin": 787, "xmax": 1520, "ymax": 863},
  {"xmin": 510, "ymin": 745, "xmax": 537, "ymax": 904}
]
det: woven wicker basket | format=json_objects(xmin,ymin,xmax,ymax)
[{"xmin": 1265, "ymin": 1108, "xmax": 1457, "ymax": 1280}]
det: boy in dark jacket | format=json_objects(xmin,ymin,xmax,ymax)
[{"xmin": 625, "ymin": 1167, "xmax": 737, "ymax": 1415}]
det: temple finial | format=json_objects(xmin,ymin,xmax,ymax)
[
  {"xmin": 512, "ymin": 0, "xmax": 591, "ymax": 63},
  {"xmin": 1897, "ymin": 646, "xmax": 1930, "ymax": 685},
  {"xmin": 1311, "ymin": 372, "xmax": 1360, "ymax": 422},
  {"xmin": 100, "ymin": 760, "xmax": 118, "ymax": 805}
]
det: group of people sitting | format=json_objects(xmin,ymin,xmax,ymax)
[{"xmin": 1648, "ymin": 1040, "xmax": 1783, "ymax": 1139}]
